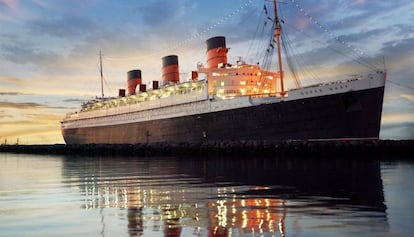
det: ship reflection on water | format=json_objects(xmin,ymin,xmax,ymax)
[{"xmin": 63, "ymin": 156, "xmax": 387, "ymax": 237}]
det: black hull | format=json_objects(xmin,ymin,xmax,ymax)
[{"xmin": 62, "ymin": 86, "xmax": 385, "ymax": 144}]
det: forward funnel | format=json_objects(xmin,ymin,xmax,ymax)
[{"xmin": 206, "ymin": 36, "xmax": 228, "ymax": 68}]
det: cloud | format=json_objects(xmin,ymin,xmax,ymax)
[
  {"xmin": 382, "ymin": 112, "xmax": 414, "ymax": 125},
  {"xmin": 27, "ymin": 14, "xmax": 97, "ymax": 38},
  {"xmin": 140, "ymin": 1, "xmax": 174, "ymax": 26},
  {"xmin": 0, "ymin": 0, "xmax": 18, "ymax": 10},
  {"xmin": 0, "ymin": 120, "xmax": 40, "ymax": 126},
  {"xmin": 62, "ymin": 98, "xmax": 86, "ymax": 103},
  {"xmin": 0, "ymin": 91, "xmax": 23, "ymax": 95},
  {"xmin": 0, "ymin": 107, "xmax": 66, "ymax": 144},
  {"xmin": 0, "ymin": 101, "xmax": 46, "ymax": 109},
  {"xmin": 0, "ymin": 38, "xmax": 61, "ymax": 65},
  {"xmin": 381, "ymin": 122, "xmax": 414, "ymax": 139},
  {"xmin": 0, "ymin": 110, "xmax": 12, "ymax": 119},
  {"xmin": 24, "ymin": 113, "xmax": 63, "ymax": 121},
  {"xmin": 0, "ymin": 121, "xmax": 64, "ymax": 144},
  {"xmin": 379, "ymin": 37, "xmax": 414, "ymax": 91},
  {"xmin": 351, "ymin": 0, "xmax": 366, "ymax": 5},
  {"xmin": 400, "ymin": 94, "xmax": 414, "ymax": 101},
  {"xmin": 382, "ymin": 36, "xmax": 414, "ymax": 55},
  {"xmin": 140, "ymin": 0, "xmax": 188, "ymax": 27},
  {"xmin": 30, "ymin": 0, "xmax": 55, "ymax": 11},
  {"xmin": 0, "ymin": 0, "xmax": 19, "ymax": 22}
]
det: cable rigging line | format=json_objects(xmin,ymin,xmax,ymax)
[
  {"xmin": 246, "ymin": 5, "xmax": 265, "ymax": 60},
  {"xmin": 280, "ymin": 29, "xmax": 302, "ymax": 89},
  {"xmin": 95, "ymin": 52, "xmax": 115, "ymax": 98}
]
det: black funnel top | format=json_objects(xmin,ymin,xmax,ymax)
[
  {"xmin": 206, "ymin": 36, "xmax": 226, "ymax": 51},
  {"xmin": 162, "ymin": 55, "xmax": 179, "ymax": 67},
  {"xmin": 127, "ymin": 70, "xmax": 142, "ymax": 80}
]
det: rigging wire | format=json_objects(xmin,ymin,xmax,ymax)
[
  {"xmin": 280, "ymin": 30, "xmax": 301, "ymax": 89},
  {"xmin": 257, "ymin": 2, "xmax": 277, "ymax": 72},
  {"xmin": 261, "ymin": 21, "xmax": 276, "ymax": 72},
  {"xmin": 246, "ymin": 6, "xmax": 265, "ymax": 60},
  {"xmin": 277, "ymin": 3, "xmax": 322, "ymax": 86},
  {"xmin": 95, "ymin": 53, "xmax": 115, "ymax": 98}
]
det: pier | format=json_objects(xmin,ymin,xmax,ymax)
[{"xmin": 0, "ymin": 140, "xmax": 412, "ymax": 158}]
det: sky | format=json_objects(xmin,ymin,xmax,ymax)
[{"xmin": 0, "ymin": 0, "xmax": 413, "ymax": 144}]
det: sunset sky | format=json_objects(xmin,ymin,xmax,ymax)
[{"xmin": 1, "ymin": 0, "xmax": 413, "ymax": 144}]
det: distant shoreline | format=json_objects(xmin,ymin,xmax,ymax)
[{"xmin": 0, "ymin": 140, "xmax": 413, "ymax": 158}]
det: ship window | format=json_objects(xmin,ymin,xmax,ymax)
[{"xmin": 212, "ymin": 72, "xmax": 229, "ymax": 77}]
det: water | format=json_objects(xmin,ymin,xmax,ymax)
[{"xmin": 0, "ymin": 154, "xmax": 413, "ymax": 237}]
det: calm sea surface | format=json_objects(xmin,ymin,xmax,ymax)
[{"xmin": 0, "ymin": 153, "xmax": 413, "ymax": 237}]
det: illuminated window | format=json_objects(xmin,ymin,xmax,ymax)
[
  {"xmin": 240, "ymin": 80, "xmax": 246, "ymax": 85},
  {"xmin": 212, "ymin": 72, "xmax": 229, "ymax": 77},
  {"xmin": 214, "ymin": 81, "xmax": 223, "ymax": 87}
]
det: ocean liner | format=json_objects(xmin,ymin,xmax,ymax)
[{"xmin": 61, "ymin": 0, "xmax": 386, "ymax": 144}]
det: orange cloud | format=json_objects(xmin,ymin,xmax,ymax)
[
  {"xmin": 0, "ymin": 101, "xmax": 46, "ymax": 109},
  {"xmin": 0, "ymin": 110, "xmax": 64, "ymax": 144},
  {"xmin": 382, "ymin": 112, "xmax": 414, "ymax": 125},
  {"xmin": 0, "ymin": 76, "xmax": 28, "ymax": 86},
  {"xmin": 0, "ymin": 100, "xmax": 67, "ymax": 144},
  {"xmin": 0, "ymin": 0, "xmax": 18, "ymax": 10},
  {"xmin": 400, "ymin": 94, "xmax": 414, "ymax": 101},
  {"xmin": 0, "ymin": 0, "xmax": 18, "ymax": 21},
  {"xmin": 295, "ymin": 17, "xmax": 310, "ymax": 30}
]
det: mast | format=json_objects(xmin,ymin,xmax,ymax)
[
  {"xmin": 273, "ymin": 0, "xmax": 285, "ymax": 95},
  {"xmin": 99, "ymin": 50, "xmax": 104, "ymax": 98}
]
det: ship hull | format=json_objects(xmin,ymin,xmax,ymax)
[{"xmin": 62, "ymin": 86, "xmax": 384, "ymax": 144}]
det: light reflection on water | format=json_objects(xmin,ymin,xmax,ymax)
[{"xmin": 0, "ymin": 153, "xmax": 412, "ymax": 237}]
